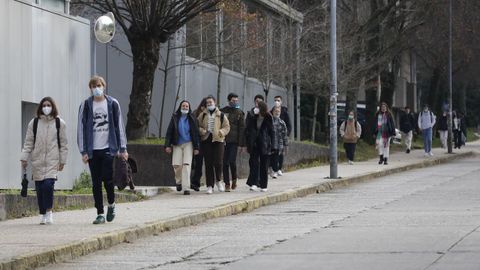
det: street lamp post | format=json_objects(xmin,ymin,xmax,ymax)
[
  {"xmin": 447, "ymin": 0, "xmax": 453, "ymax": 154},
  {"xmin": 329, "ymin": 0, "xmax": 338, "ymax": 178}
]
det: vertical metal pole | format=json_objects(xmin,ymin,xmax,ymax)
[
  {"xmin": 295, "ymin": 23, "xmax": 302, "ymax": 141},
  {"xmin": 105, "ymin": 43, "xmax": 109, "ymax": 93},
  {"xmin": 447, "ymin": 0, "xmax": 453, "ymax": 153},
  {"xmin": 329, "ymin": 0, "xmax": 338, "ymax": 178}
]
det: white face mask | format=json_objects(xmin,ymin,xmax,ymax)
[
  {"xmin": 274, "ymin": 101, "xmax": 281, "ymax": 107},
  {"xmin": 253, "ymin": 107, "xmax": 260, "ymax": 115},
  {"xmin": 207, "ymin": 105, "xmax": 216, "ymax": 111},
  {"xmin": 42, "ymin": 106, "xmax": 52, "ymax": 116},
  {"xmin": 92, "ymin": 87, "xmax": 104, "ymax": 97},
  {"xmin": 181, "ymin": 109, "xmax": 189, "ymax": 114}
]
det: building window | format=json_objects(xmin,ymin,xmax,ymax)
[{"xmin": 41, "ymin": 0, "xmax": 65, "ymax": 13}]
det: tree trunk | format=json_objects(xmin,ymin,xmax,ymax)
[
  {"xmin": 380, "ymin": 69, "xmax": 395, "ymax": 106},
  {"xmin": 364, "ymin": 86, "xmax": 378, "ymax": 145},
  {"xmin": 311, "ymin": 94, "xmax": 319, "ymax": 142},
  {"xmin": 158, "ymin": 40, "xmax": 172, "ymax": 138},
  {"xmin": 345, "ymin": 85, "xmax": 359, "ymax": 119},
  {"xmin": 126, "ymin": 36, "xmax": 161, "ymax": 140}
]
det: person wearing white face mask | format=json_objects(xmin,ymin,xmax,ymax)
[
  {"xmin": 245, "ymin": 94, "xmax": 264, "ymax": 190},
  {"xmin": 339, "ymin": 111, "xmax": 362, "ymax": 165},
  {"xmin": 21, "ymin": 97, "xmax": 68, "ymax": 225},
  {"xmin": 270, "ymin": 95, "xmax": 291, "ymax": 176},
  {"xmin": 165, "ymin": 100, "xmax": 200, "ymax": 195},
  {"xmin": 418, "ymin": 104, "xmax": 436, "ymax": 157},
  {"xmin": 77, "ymin": 76, "xmax": 128, "ymax": 224},
  {"xmin": 197, "ymin": 96, "xmax": 230, "ymax": 194}
]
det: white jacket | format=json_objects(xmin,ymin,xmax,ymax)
[{"xmin": 21, "ymin": 115, "xmax": 68, "ymax": 181}]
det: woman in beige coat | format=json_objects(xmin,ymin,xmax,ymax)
[{"xmin": 21, "ymin": 97, "xmax": 68, "ymax": 225}]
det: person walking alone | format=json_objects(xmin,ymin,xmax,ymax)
[
  {"xmin": 78, "ymin": 76, "xmax": 128, "ymax": 224},
  {"xmin": 399, "ymin": 106, "xmax": 416, "ymax": 153},
  {"xmin": 221, "ymin": 93, "xmax": 245, "ymax": 192},
  {"xmin": 165, "ymin": 101, "xmax": 200, "ymax": 195},
  {"xmin": 271, "ymin": 106, "xmax": 289, "ymax": 177},
  {"xmin": 374, "ymin": 102, "xmax": 396, "ymax": 165},
  {"xmin": 418, "ymin": 104, "xmax": 436, "ymax": 157},
  {"xmin": 21, "ymin": 97, "xmax": 68, "ymax": 225},
  {"xmin": 197, "ymin": 96, "xmax": 230, "ymax": 194},
  {"xmin": 245, "ymin": 101, "xmax": 274, "ymax": 192},
  {"xmin": 340, "ymin": 111, "xmax": 362, "ymax": 165}
]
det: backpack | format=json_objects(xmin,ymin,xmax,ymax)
[
  {"xmin": 33, "ymin": 117, "xmax": 61, "ymax": 149},
  {"xmin": 420, "ymin": 111, "xmax": 434, "ymax": 124},
  {"xmin": 114, "ymin": 157, "xmax": 137, "ymax": 191},
  {"xmin": 342, "ymin": 120, "xmax": 358, "ymax": 132}
]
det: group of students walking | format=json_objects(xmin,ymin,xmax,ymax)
[{"xmin": 165, "ymin": 93, "xmax": 291, "ymax": 195}]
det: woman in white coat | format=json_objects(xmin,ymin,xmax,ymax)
[{"xmin": 21, "ymin": 97, "xmax": 68, "ymax": 225}]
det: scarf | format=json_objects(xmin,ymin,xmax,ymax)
[{"xmin": 376, "ymin": 113, "xmax": 389, "ymax": 147}]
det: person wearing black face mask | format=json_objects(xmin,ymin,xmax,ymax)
[{"xmin": 221, "ymin": 93, "xmax": 245, "ymax": 192}]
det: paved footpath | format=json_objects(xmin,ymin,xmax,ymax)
[{"xmin": 0, "ymin": 142, "xmax": 479, "ymax": 270}]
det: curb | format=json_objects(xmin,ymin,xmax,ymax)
[{"xmin": 0, "ymin": 151, "xmax": 474, "ymax": 270}]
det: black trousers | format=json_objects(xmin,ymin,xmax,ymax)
[
  {"xmin": 247, "ymin": 148, "xmax": 270, "ymax": 189},
  {"xmin": 88, "ymin": 149, "xmax": 115, "ymax": 215},
  {"xmin": 35, "ymin": 178, "xmax": 55, "ymax": 215},
  {"xmin": 278, "ymin": 153, "xmax": 284, "ymax": 170},
  {"xmin": 454, "ymin": 130, "xmax": 462, "ymax": 148},
  {"xmin": 201, "ymin": 135, "xmax": 224, "ymax": 188},
  {"xmin": 343, "ymin": 143, "xmax": 357, "ymax": 161},
  {"xmin": 223, "ymin": 142, "xmax": 238, "ymax": 185},
  {"xmin": 190, "ymin": 153, "xmax": 203, "ymax": 188},
  {"xmin": 270, "ymin": 150, "xmax": 280, "ymax": 172}
]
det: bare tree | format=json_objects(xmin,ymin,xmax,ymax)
[{"xmin": 73, "ymin": 0, "xmax": 220, "ymax": 140}]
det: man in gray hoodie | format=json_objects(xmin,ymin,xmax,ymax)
[{"xmin": 418, "ymin": 104, "xmax": 436, "ymax": 157}]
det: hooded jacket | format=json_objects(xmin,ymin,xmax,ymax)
[{"xmin": 21, "ymin": 115, "xmax": 68, "ymax": 181}]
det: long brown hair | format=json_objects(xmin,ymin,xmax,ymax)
[
  {"xmin": 257, "ymin": 101, "xmax": 269, "ymax": 117},
  {"xmin": 194, "ymin": 97, "xmax": 208, "ymax": 117},
  {"xmin": 375, "ymin": 102, "xmax": 392, "ymax": 117},
  {"xmin": 36, "ymin": 97, "xmax": 59, "ymax": 118}
]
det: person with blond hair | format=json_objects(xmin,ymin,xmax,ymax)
[{"xmin": 77, "ymin": 75, "xmax": 128, "ymax": 224}]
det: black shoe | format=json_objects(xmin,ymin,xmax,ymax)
[
  {"xmin": 190, "ymin": 185, "xmax": 200, "ymax": 192},
  {"xmin": 106, "ymin": 205, "xmax": 115, "ymax": 222},
  {"xmin": 406, "ymin": 149, "xmax": 410, "ymax": 154},
  {"xmin": 184, "ymin": 190, "xmax": 191, "ymax": 195},
  {"xmin": 383, "ymin": 158, "xmax": 388, "ymax": 165},
  {"xmin": 176, "ymin": 184, "xmax": 182, "ymax": 192},
  {"xmin": 378, "ymin": 155, "xmax": 384, "ymax": 164},
  {"xmin": 93, "ymin": 215, "xmax": 106, "ymax": 224}
]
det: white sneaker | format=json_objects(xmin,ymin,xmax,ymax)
[
  {"xmin": 249, "ymin": 185, "xmax": 258, "ymax": 191},
  {"xmin": 277, "ymin": 170, "xmax": 283, "ymax": 176},
  {"xmin": 45, "ymin": 211, "xmax": 53, "ymax": 225},
  {"xmin": 424, "ymin": 152, "xmax": 430, "ymax": 157},
  {"xmin": 39, "ymin": 215, "xmax": 47, "ymax": 225},
  {"xmin": 206, "ymin": 187, "xmax": 213, "ymax": 194},
  {"xmin": 260, "ymin": 188, "xmax": 268, "ymax": 192},
  {"xmin": 216, "ymin": 181, "xmax": 225, "ymax": 192},
  {"xmin": 429, "ymin": 152, "xmax": 434, "ymax": 157},
  {"xmin": 348, "ymin": 160, "xmax": 354, "ymax": 165},
  {"xmin": 272, "ymin": 172, "xmax": 278, "ymax": 179}
]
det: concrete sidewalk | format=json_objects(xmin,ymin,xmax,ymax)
[{"xmin": 0, "ymin": 143, "xmax": 478, "ymax": 270}]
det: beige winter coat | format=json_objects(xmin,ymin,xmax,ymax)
[
  {"xmin": 21, "ymin": 115, "xmax": 68, "ymax": 181},
  {"xmin": 197, "ymin": 108, "xmax": 230, "ymax": 143}
]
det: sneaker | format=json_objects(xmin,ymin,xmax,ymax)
[
  {"xmin": 106, "ymin": 205, "xmax": 116, "ymax": 222},
  {"xmin": 429, "ymin": 152, "xmax": 434, "ymax": 157},
  {"xmin": 231, "ymin": 180, "xmax": 237, "ymax": 190},
  {"xmin": 249, "ymin": 185, "xmax": 258, "ymax": 191},
  {"xmin": 406, "ymin": 149, "xmax": 410, "ymax": 154},
  {"xmin": 176, "ymin": 184, "xmax": 182, "ymax": 192},
  {"xmin": 184, "ymin": 190, "xmax": 191, "ymax": 195},
  {"xmin": 216, "ymin": 181, "xmax": 225, "ymax": 192},
  {"xmin": 260, "ymin": 188, "xmax": 268, "ymax": 192},
  {"xmin": 348, "ymin": 160, "xmax": 354, "ymax": 165},
  {"xmin": 190, "ymin": 185, "xmax": 200, "ymax": 192},
  {"xmin": 277, "ymin": 170, "xmax": 283, "ymax": 176},
  {"xmin": 206, "ymin": 187, "xmax": 213, "ymax": 194},
  {"xmin": 39, "ymin": 214, "xmax": 47, "ymax": 225},
  {"xmin": 272, "ymin": 172, "xmax": 278, "ymax": 179},
  {"xmin": 225, "ymin": 184, "xmax": 231, "ymax": 192},
  {"xmin": 93, "ymin": 215, "xmax": 106, "ymax": 224},
  {"xmin": 45, "ymin": 211, "xmax": 53, "ymax": 225},
  {"xmin": 424, "ymin": 153, "xmax": 430, "ymax": 158}
]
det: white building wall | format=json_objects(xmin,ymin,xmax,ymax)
[{"xmin": 0, "ymin": 0, "xmax": 90, "ymax": 189}]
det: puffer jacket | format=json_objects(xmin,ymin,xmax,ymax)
[
  {"xmin": 221, "ymin": 106, "xmax": 245, "ymax": 146},
  {"xmin": 197, "ymin": 108, "xmax": 230, "ymax": 142},
  {"xmin": 245, "ymin": 113, "xmax": 274, "ymax": 155},
  {"xmin": 21, "ymin": 115, "xmax": 68, "ymax": 181}
]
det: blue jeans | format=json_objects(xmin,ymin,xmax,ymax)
[
  {"xmin": 35, "ymin": 178, "xmax": 55, "ymax": 215},
  {"xmin": 423, "ymin": 128, "xmax": 433, "ymax": 153}
]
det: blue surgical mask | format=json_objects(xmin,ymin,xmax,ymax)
[{"xmin": 92, "ymin": 87, "xmax": 104, "ymax": 97}]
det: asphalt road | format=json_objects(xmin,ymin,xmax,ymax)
[{"xmin": 43, "ymin": 156, "xmax": 480, "ymax": 270}]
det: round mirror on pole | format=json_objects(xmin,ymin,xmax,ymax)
[{"xmin": 94, "ymin": 12, "xmax": 115, "ymax": 43}]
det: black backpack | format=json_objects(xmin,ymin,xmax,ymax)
[{"xmin": 33, "ymin": 117, "xmax": 61, "ymax": 149}]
